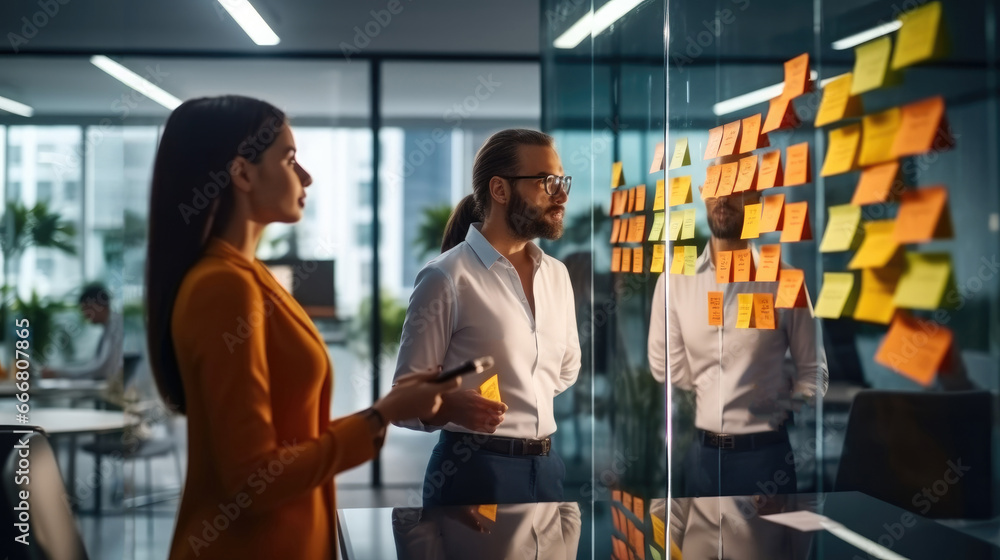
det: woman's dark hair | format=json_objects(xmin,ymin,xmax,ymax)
[
  {"xmin": 471, "ymin": 128, "xmax": 554, "ymax": 218},
  {"xmin": 440, "ymin": 194, "xmax": 480, "ymax": 253},
  {"xmin": 145, "ymin": 95, "xmax": 286, "ymax": 414}
]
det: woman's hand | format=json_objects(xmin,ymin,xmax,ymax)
[{"xmin": 373, "ymin": 371, "xmax": 461, "ymax": 423}]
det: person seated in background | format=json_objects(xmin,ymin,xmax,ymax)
[{"xmin": 42, "ymin": 282, "xmax": 124, "ymax": 381}]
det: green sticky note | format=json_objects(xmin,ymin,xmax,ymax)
[
  {"xmin": 815, "ymin": 272, "xmax": 857, "ymax": 319},
  {"xmin": 893, "ymin": 252, "xmax": 954, "ymax": 310}
]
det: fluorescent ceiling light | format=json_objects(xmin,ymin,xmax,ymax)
[
  {"xmin": 711, "ymin": 71, "xmax": 846, "ymax": 116},
  {"xmin": 554, "ymin": 0, "xmax": 646, "ymax": 49},
  {"xmin": 90, "ymin": 55, "xmax": 182, "ymax": 110},
  {"xmin": 821, "ymin": 521, "xmax": 908, "ymax": 560},
  {"xmin": 0, "ymin": 95, "xmax": 33, "ymax": 117},
  {"xmin": 832, "ymin": 21, "xmax": 902, "ymax": 51},
  {"xmin": 217, "ymin": 0, "xmax": 280, "ymax": 46}
]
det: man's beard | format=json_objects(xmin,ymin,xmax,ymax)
[
  {"xmin": 506, "ymin": 187, "xmax": 564, "ymax": 241},
  {"xmin": 707, "ymin": 203, "xmax": 744, "ymax": 240}
]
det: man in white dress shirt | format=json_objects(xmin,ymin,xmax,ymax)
[
  {"xmin": 648, "ymin": 188, "xmax": 828, "ymax": 497},
  {"xmin": 42, "ymin": 282, "xmax": 124, "ymax": 381},
  {"xmin": 393, "ymin": 129, "xmax": 581, "ymax": 507}
]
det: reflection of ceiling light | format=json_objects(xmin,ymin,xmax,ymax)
[
  {"xmin": 711, "ymin": 71, "xmax": 849, "ymax": 116},
  {"xmin": 554, "ymin": 0, "xmax": 647, "ymax": 49},
  {"xmin": 217, "ymin": 0, "xmax": 280, "ymax": 46},
  {"xmin": 0, "ymin": 95, "xmax": 33, "ymax": 117},
  {"xmin": 821, "ymin": 521, "xmax": 908, "ymax": 560},
  {"xmin": 832, "ymin": 21, "xmax": 902, "ymax": 50},
  {"xmin": 90, "ymin": 56, "xmax": 182, "ymax": 110}
]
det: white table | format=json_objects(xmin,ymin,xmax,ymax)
[{"xmin": 0, "ymin": 379, "xmax": 109, "ymax": 405}]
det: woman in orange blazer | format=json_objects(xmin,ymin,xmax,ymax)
[{"xmin": 144, "ymin": 96, "xmax": 459, "ymax": 560}]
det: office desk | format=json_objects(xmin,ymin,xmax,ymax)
[
  {"xmin": 338, "ymin": 493, "xmax": 1000, "ymax": 559},
  {"xmin": 0, "ymin": 378, "xmax": 108, "ymax": 405}
]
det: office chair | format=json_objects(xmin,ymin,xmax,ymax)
[
  {"xmin": 0, "ymin": 426, "xmax": 89, "ymax": 560},
  {"xmin": 835, "ymin": 390, "xmax": 993, "ymax": 519}
]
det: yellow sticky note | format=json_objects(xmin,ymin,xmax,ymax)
[
  {"xmin": 716, "ymin": 162, "xmax": 739, "ymax": 198},
  {"xmin": 859, "ymin": 107, "xmax": 902, "ymax": 167},
  {"xmin": 819, "ymin": 204, "xmax": 862, "ymax": 253},
  {"xmin": 652, "ymin": 514, "xmax": 666, "ymax": 549},
  {"xmin": 632, "ymin": 247, "xmax": 644, "ymax": 273},
  {"xmin": 651, "ymin": 244, "xmax": 665, "ymax": 273},
  {"xmin": 670, "ymin": 245, "xmax": 685, "ymax": 274},
  {"xmin": 669, "ymin": 176, "xmax": 693, "ymax": 206},
  {"xmin": 753, "ymin": 293, "xmax": 777, "ymax": 330},
  {"xmin": 736, "ymin": 293, "xmax": 755, "ymax": 328},
  {"xmin": 668, "ymin": 138, "xmax": 690, "ymax": 170},
  {"xmin": 893, "ymin": 252, "xmax": 953, "ymax": 310},
  {"xmin": 611, "ymin": 161, "xmax": 625, "ymax": 188},
  {"xmin": 734, "ymin": 154, "xmax": 758, "ymax": 193},
  {"xmin": 649, "ymin": 212, "xmax": 665, "ymax": 241},
  {"xmin": 479, "ymin": 374, "xmax": 501, "ymax": 402},
  {"xmin": 815, "ymin": 73, "xmax": 863, "ymax": 127},
  {"xmin": 683, "ymin": 245, "xmax": 698, "ymax": 276},
  {"xmin": 891, "ymin": 1, "xmax": 946, "ymax": 70},
  {"xmin": 741, "ymin": 203, "xmax": 762, "ymax": 239},
  {"xmin": 848, "ymin": 220, "xmax": 900, "ymax": 269},
  {"xmin": 852, "ymin": 161, "xmax": 901, "ymax": 206},
  {"xmin": 894, "ymin": 186, "xmax": 953, "ymax": 244},
  {"xmin": 680, "ymin": 209, "xmax": 696, "ymax": 240},
  {"xmin": 653, "ymin": 179, "xmax": 665, "ymax": 211},
  {"xmin": 708, "ymin": 291, "xmax": 724, "ymax": 326},
  {"xmin": 477, "ymin": 503, "xmax": 498, "ymax": 521},
  {"xmin": 756, "ymin": 244, "xmax": 782, "ymax": 282},
  {"xmin": 668, "ymin": 210, "xmax": 684, "ymax": 241},
  {"xmin": 702, "ymin": 165, "xmax": 722, "ymax": 199},
  {"xmin": 854, "ymin": 267, "xmax": 902, "ymax": 324},
  {"xmin": 650, "ymin": 142, "xmax": 665, "ymax": 173},
  {"xmin": 851, "ymin": 36, "xmax": 896, "ymax": 95},
  {"xmin": 815, "ymin": 272, "xmax": 857, "ymax": 319},
  {"xmin": 820, "ymin": 124, "xmax": 861, "ymax": 177}
]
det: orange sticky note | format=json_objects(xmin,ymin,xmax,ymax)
[
  {"xmin": 775, "ymin": 268, "xmax": 808, "ymax": 308},
  {"xmin": 651, "ymin": 244, "xmax": 665, "ymax": 273},
  {"xmin": 716, "ymin": 162, "xmax": 739, "ymax": 197},
  {"xmin": 815, "ymin": 73, "xmax": 864, "ymax": 127},
  {"xmin": 780, "ymin": 201, "xmax": 812, "ymax": 242},
  {"xmin": 621, "ymin": 246, "xmax": 632, "ymax": 272},
  {"xmin": 753, "ymin": 293, "xmax": 777, "ymax": 329},
  {"xmin": 718, "ymin": 120, "xmax": 742, "ymax": 157},
  {"xmin": 820, "ymin": 123, "xmax": 861, "ymax": 177},
  {"xmin": 875, "ymin": 313, "xmax": 953, "ymax": 386},
  {"xmin": 734, "ymin": 154, "xmax": 758, "ymax": 193},
  {"xmin": 739, "ymin": 113, "xmax": 769, "ymax": 153},
  {"xmin": 759, "ymin": 194, "xmax": 785, "ymax": 233},
  {"xmin": 626, "ymin": 188, "xmax": 636, "ymax": 213},
  {"xmin": 762, "ymin": 94, "xmax": 800, "ymax": 133},
  {"xmin": 733, "ymin": 248, "xmax": 756, "ymax": 282},
  {"xmin": 651, "ymin": 142, "xmax": 666, "ymax": 172},
  {"xmin": 669, "ymin": 176, "xmax": 693, "ymax": 206},
  {"xmin": 704, "ymin": 126, "xmax": 724, "ymax": 160},
  {"xmin": 852, "ymin": 161, "xmax": 902, "ymax": 205},
  {"xmin": 757, "ymin": 150, "xmax": 784, "ymax": 190},
  {"xmin": 635, "ymin": 184, "xmax": 647, "ymax": 211},
  {"xmin": 757, "ymin": 244, "xmax": 782, "ymax": 282},
  {"xmin": 478, "ymin": 503, "xmax": 498, "ymax": 521},
  {"xmin": 859, "ymin": 107, "xmax": 902, "ymax": 167},
  {"xmin": 632, "ymin": 497, "xmax": 644, "ymax": 520},
  {"xmin": 894, "ymin": 186, "xmax": 953, "ymax": 244},
  {"xmin": 618, "ymin": 217, "xmax": 630, "ymax": 243},
  {"xmin": 891, "ymin": 96, "xmax": 953, "ymax": 158},
  {"xmin": 632, "ymin": 247, "xmax": 644, "ymax": 274},
  {"xmin": 741, "ymin": 203, "xmax": 762, "ymax": 239},
  {"xmin": 612, "ymin": 161, "xmax": 625, "ymax": 188},
  {"xmin": 628, "ymin": 215, "xmax": 647, "ymax": 243},
  {"xmin": 736, "ymin": 293, "xmax": 756, "ymax": 328},
  {"xmin": 784, "ymin": 142, "xmax": 812, "ymax": 186},
  {"xmin": 653, "ymin": 179, "xmax": 665, "ymax": 211},
  {"xmin": 716, "ymin": 250, "xmax": 733, "ymax": 283},
  {"xmin": 670, "ymin": 245, "xmax": 685, "ymax": 275},
  {"xmin": 782, "ymin": 53, "xmax": 811, "ymax": 98},
  {"xmin": 629, "ymin": 521, "xmax": 645, "ymax": 558},
  {"xmin": 611, "ymin": 248, "xmax": 622, "ymax": 272},
  {"xmin": 849, "ymin": 220, "xmax": 901, "ymax": 270},
  {"xmin": 612, "ymin": 490, "xmax": 622, "ymax": 503},
  {"xmin": 613, "ymin": 190, "xmax": 628, "ymax": 216},
  {"xmin": 610, "ymin": 219, "xmax": 621, "ymax": 243},
  {"xmin": 708, "ymin": 291, "xmax": 724, "ymax": 326},
  {"xmin": 702, "ymin": 165, "xmax": 722, "ymax": 199}
]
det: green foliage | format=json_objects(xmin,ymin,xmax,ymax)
[
  {"xmin": 0, "ymin": 201, "xmax": 77, "ymax": 261},
  {"xmin": 12, "ymin": 291, "xmax": 74, "ymax": 362},
  {"xmin": 348, "ymin": 291, "xmax": 408, "ymax": 357},
  {"xmin": 413, "ymin": 204, "xmax": 454, "ymax": 260}
]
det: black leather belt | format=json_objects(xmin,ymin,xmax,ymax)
[
  {"xmin": 480, "ymin": 435, "xmax": 552, "ymax": 456},
  {"xmin": 699, "ymin": 427, "xmax": 787, "ymax": 451}
]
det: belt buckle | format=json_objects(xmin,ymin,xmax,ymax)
[
  {"xmin": 540, "ymin": 438, "xmax": 551, "ymax": 456},
  {"xmin": 719, "ymin": 434, "xmax": 735, "ymax": 449}
]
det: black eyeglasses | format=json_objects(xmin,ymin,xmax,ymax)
[{"xmin": 504, "ymin": 175, "xmax": 572, "ymax": 197}]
